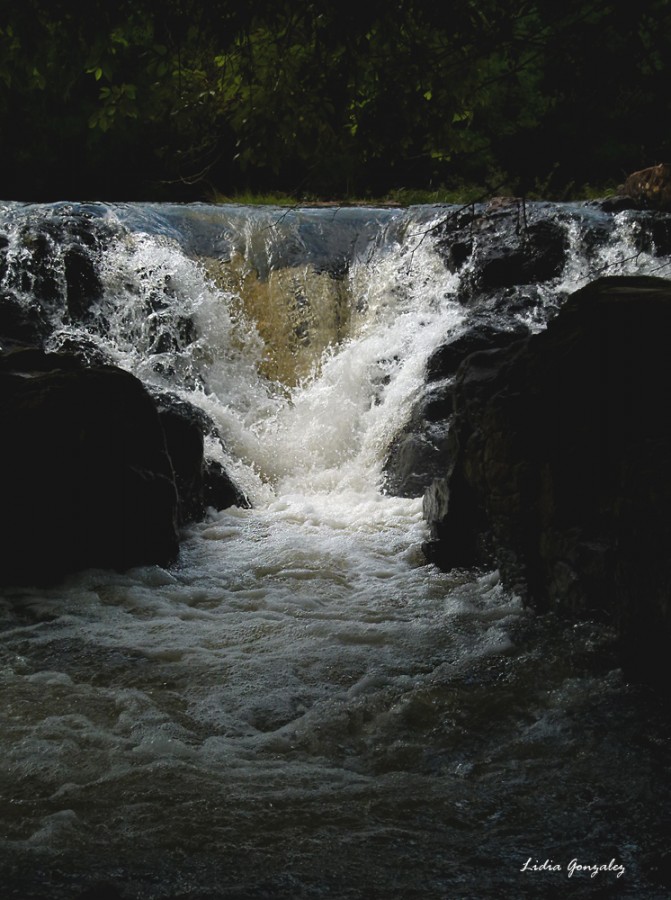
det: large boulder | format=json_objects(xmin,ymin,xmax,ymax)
[
  {"xmin": 0, "ymin": 350, "xmax": 180, "ymax": 585},
  {"xmin": 423, "ymin": 275, "xmax": 671, "ymax": 682},
  {"xmin": 383, "ymin": 316, "xmax": 529, "ymax": 498},
  {"xmin": 153, "ymin": 391, "xmax": 208, "ymax": 525},
  {"xmin": 0, "ymin": 351, "xmax": 251, "ymax": 585}
]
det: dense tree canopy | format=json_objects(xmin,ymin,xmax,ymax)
[{"xmin": 1, "ymin": 0, "xmax": 670, "ymax": 200}]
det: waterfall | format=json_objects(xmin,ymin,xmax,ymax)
[
  {"xmin": 1, "ymin": 200, "xmax": 670, "ymax": 899},
  {"xmin": 4, "ymin": 200, "xmax": 666, "ymax": 500}
]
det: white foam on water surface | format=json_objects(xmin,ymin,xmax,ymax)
[{"xmin": 1, "ymin": 202, "xmax": 668, "ymax": 898}]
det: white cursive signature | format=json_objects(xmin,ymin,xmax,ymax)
[{"xmin": 520, "ymin": 857, "xmax": 625, "ymax": 879}]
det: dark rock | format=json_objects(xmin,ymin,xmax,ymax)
[
  {"xmin": 0, "ymin": 290, "xmax": 50, "ymax": 347},
  {"xmin": 383, "ymin": 413, "xmax": 453, "ymax": 498},
  {"xmin": 204, "ymin": 458, "xmax": 251, "ymax": 511},
  {"xmin": 422, "ymin": 381, "xmax": 456, "ymax": 422},
  {"xmin": 426, "ymin": 319, "xmax": 530, "ymax": 382},
  {"xmin": 63, "ymin": 244, "xmax": 104, "ymax": 319},
  {"xmin": 4, "ymin": 211, "xmax": 111, "ymax": 328},
  {"xmin": 152, "ymin": 391, "xmax": 250, "ymax": 521},
  {"xmin": 0, "ymin": 346, "xmax": 87, "ymax": 374},
  {"xmin": 597, "ymin": 195, "xmax": 640, "ymax": 213},
  {"xmin": 50, "ymin": 335, "xmax": 115, "ymax": 367},
  {"xmin": 625, "ymin": 212, "xmax": 671, "ymax": 258},
  {"xmin": 385, "ymin": 317, "xmax": 529, "ymax": 498},
  {"xmin": 432, "ymin": 202, "xmax": 570, "ymax": 307},
  {"xmin": 472, "ymin": 219, "xmax": 568, "ymax": 291},
  {"xmin": 0, "ymin": 351, "xmax": 179, "ymax": 585},
  {"xmin": 152, "ymin": 389, "xmax": 217, "ymax": 434},
  {"xmin": 155, "ymin": 394, "xmax": 207, "ymax": 525},
  {"xmin": 444, "ymin": 239, "xmax": 473, "ymax": 273},
  {"xmin": 423, "ymin": 275, "xmax": 671, "ymax": 683},
  {"xmin": 646, "ymin": 216, "xmax": 671, "ymax": 257}
]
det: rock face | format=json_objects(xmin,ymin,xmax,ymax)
[
  {"xmin": 383, "ymin": 201, "xmax": 570, "ymax": 499},
  {"xmin": 425, "ymin": 317, "xmax": 530, "ymax": 383},
  {"xmin": 383, "ymin": 386, "xmax": 454, "ymax": 498},
  {"xmin": 153, "ymin": 391, "xmax": 250, "ymax": 524},
  {"xmin": 383, "ymin": 317, "xmax": 530, "ymax": 497},
  {"xmin": 0, "ymin": 206, "xmax": 250, "ymax": 584},
  {"xmin": 432, "ymin": 200, "xmax": 570, "ymax": 307},
  {"xmin": 0, "ymin": 350, "xmax": 251, "ymax": 585},
  {"xmin": 423, "ymin": 276, "xmax": 671, "ymax": 680},
  {"xmin": 0, "ymin": 350, "xmax": 180, "ymax": 585}
]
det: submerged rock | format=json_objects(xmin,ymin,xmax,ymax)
[
  {"xmin": 0, "ymin": 351, "xmax": 179, "ymax": 585},
  {"xmin": 423, "ymin": 275, "xmax": 671, "ymax": 683}
]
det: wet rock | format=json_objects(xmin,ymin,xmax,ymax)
[
  {"xmin": 0, "ymin": 213, "xmax": 111, "ymax": 349},
  {"xmin": 383, "ymin": 385, "xmax": 454, "ymax": 497},
  {"xmin": 63, "ymin": 244, "xmax": 104, "ymax": 320},
  {"xmin": 470, "ymin": 218, "xmax": 568, "ymax": 292},
  {"xmin": 432, "ymin": 202, "xmax": 571, "ymax": 308},
  {"xmin": 597, "ymin": 195, "xmax": 640, "ymax": 213},
  {"xmin": 625, "ymin": 211, "xmax": 671, "ymax": 258},
  {"xmin": 426, "ymin": 318, "xmax": 530, "ymax": 382},
  {"xmin": 0, "ymin": 346, "xmax": 85, "ymax": 374},
  {"xmin": 423, "ymin": 275, "xmax": 671, "ymax": 683},
  {"xmin": 384, "ymin": 315, "xmax": 529, "ymax": 498},
  {"xmin": 0, "ymin": 290, "xmax": 50, "ymax": 348},
  {"xmin": 7, "ymin": 212, "xmax": 111, "ymax": 326},
  {"xmin": 154, "ymin": 392, "xmax": 207, "ymax": 525},
  {"xmin": 50, "ymin": 335, "xmax": 114, "ymax": 367},
  {"xmin": 204, "ymin": 458, "xmax": 251, "ymax": 511},
  {"xmin": 443, "ymin": 239, "xmax": 473, "ymax": 273},
  {"xmin": 152, "ymin": 391, "xmax": 250, "ymax": 522},
  {"xmin": 0, "ymin": 350, "xmax": 179, "ymax": 585}
]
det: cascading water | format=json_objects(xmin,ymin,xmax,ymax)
[{"xmin": 1, "ymin": 201, "xmax": 671, "ymax": 899}]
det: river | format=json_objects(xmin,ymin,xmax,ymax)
[{"xmin": 1, "ymin": 201, "xmax": 670, "ymax": 898}]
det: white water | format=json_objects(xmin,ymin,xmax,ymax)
[{"xmin": 1, "ymin": 202, "xmax": 670, "ymax": 898}]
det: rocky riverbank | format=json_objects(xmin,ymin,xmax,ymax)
[
  {"xmin": 3, "ymin": 194, "xmax": 671, "ymax": 680},
  {"xmin": 0, "ymin": 347, "xmax": 248, "ymax": 586},
  {"xmin": 422, "ymin": 275, "xmax": 671, "ymax": 683}
]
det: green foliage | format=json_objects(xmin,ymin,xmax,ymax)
[{"xmin": 1, "ymin": 0, "xmax": 671, "ymax": 199}]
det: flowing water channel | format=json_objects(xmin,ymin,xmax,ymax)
[{"xmin": 1, "ymin": 201, "xmax": 671, "ymax": 898}]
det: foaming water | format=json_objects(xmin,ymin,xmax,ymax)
[
  {"xmin": 92, "ymin": 204, "xmax": 466, "ymax": 500},
  {"xmin": 1, "ymin": 202, "xmax": 671, "ymax": 898}
]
